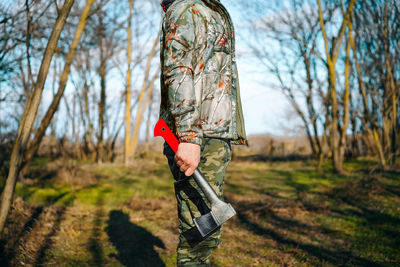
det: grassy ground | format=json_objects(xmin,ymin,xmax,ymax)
[{"xmin": 1, "ymin": 152, "xmax": 399, "ymax": 266}]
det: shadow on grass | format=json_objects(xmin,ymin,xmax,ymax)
[
  {"xmin": 106, "ymin": 210, "xmax": 165, "ymax": 267},
  {"xmin": 235, "ymin": 207, "xmax": 383, "ymax": 266},
  {"xmin": 26, "ymin": 168, "xmax": 58, "ymax": 184},
  {"xmin": 0, "ymin": 206, "xmax": 44, "ymax": 266},
  {"xmin": 0, "ymin": 240, "xmax": 10, "ymax": 267},
  {"xmin": 226, "ymin": 167, "xmax": 400, "ymax": 266},
  {"xmin": 87, "ymin": 193, "xmax": 106, "ymax": 266},
  {"xmin": 34, "ymin": 206, "xmax": 66, "ymax": 266}
]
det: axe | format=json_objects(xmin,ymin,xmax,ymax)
[{"xmin": 154, "ymin": 118, "xmax": 236, "ymax": 237}]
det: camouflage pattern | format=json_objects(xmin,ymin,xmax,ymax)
[
  {"xmin": 163, "ymin": 137, "xmax": 232, "ymax": 266},
  {"xmin": 160, "ymin": 0, "xmax": 248, "ymax": 146}
]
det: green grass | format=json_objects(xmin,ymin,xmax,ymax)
[
  {"xmin": 31, "ymin": 156, "xmax": 53, "ymax": 167},
  {"xmin": 4, "ymin": 156, "xmax": 400, "ymax": 266}
]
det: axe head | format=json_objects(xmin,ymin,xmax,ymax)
[{"xmin": 194, "ymin": 202, "xmax": 236, "ymax": 237}]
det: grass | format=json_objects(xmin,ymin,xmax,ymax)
[{"xmin": 1, "ymin": 154, "xmax": 399, "ymax": 266}]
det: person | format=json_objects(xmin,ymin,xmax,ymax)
[{"xmin": 159, "ymin": 0, "xmax": 248, "ymax": 265}]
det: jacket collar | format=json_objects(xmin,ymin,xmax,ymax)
[{"xmin": 161, "ymin": 0, "xmax": 177, "ymax": 12}]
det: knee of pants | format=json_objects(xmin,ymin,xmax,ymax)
[
  {"xmin": 178, "ymin": 228, "xmax": 222, "ymax": 253},
  {"xmin": 177, "ymin": 236, "xmax": 221, "ymax": 266},
  {"xmin": 174, "ymin": 177, "xmax": 210, "ymax": 227}
]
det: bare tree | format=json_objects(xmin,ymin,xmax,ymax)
[
  {"xmin": 352, "ymin": 0, "xmax": 400, "ymax": 168},
  {"xmin": 235, "ymin": 0, "xmax": 328, "ymax": 169},
  {"xmin": 20, "ymin": 0, "xmax": 96, "ymax": 172},
  {"xmin": 124, "ymin": 0, "xmax": 134, "ymax": 165},
  {"xmin": 317, "ymin": 0, "xmax": 356, "ymax": 174},
  {"xmin": 128, "ymin": 30, "xmax": 160, "ymax": 160},
  {"xmin": 0, "ymin": 0, "xmax": 75, "ymax": 236}
]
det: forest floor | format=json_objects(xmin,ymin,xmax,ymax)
[{"xmin": 0, "ymin": 152, "xmax": 399, "ymax": 266}]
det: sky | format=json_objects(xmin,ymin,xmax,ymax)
[{"xmin": 220, "ymin": 0, "xmax": 291, "ymax": 137}]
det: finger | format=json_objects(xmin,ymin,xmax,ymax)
[
  {"xmin": 175, "ymin": 156, "xmax": 188, "ymax": 166},
  {"xmin": 179, "ymin": 161, "xmax": 190, "ymax": 172},
  {"xmin": 175, "ymin": 154, "xmax": 183, "ymax": 165},
  {"xmin": 185, "ymin": 167, "xmax": 194, "ymax": 177},
  {"xmin": 180, "ymin": 164, "xmax": 188, "ymax": 173}
]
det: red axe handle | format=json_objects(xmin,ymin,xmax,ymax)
[
  {"xmin": 153, "ymin": 118, "xmax": 179, "ymax": 153},
  {"xmin": 153, "ymin": 118, "xmax": 220, "ymax": 203}
]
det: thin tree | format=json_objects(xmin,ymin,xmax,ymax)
[
  {"xmin": 317, "ymin": 0, "xmax": 355, "ymax": 173},
  {"xmin": 21, "ymin": 0, "xmax": 96, "ymax": 172},
  {"xmin": 128, "ymin": 30, "xmax": 160, "ymax": 159},
  {"xmin": 0, "ymin": 0, "xmax": 75, "ymax": 236},
  {"xmin": 124, "ymin": 0, "xmax": 134, "ymax": 165},
  {"xmin": 351, "ymin": 0, "xmax": 400, "ymax": 168}
]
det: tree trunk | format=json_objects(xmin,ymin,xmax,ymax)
[
  {"xmin": 97, "ymin": 61, "xmax": 106, "ymax": 163},
  {"xmin": 318, "ymin": 123, "xmax": 328, "ymax": 172},
  {"xmin": 317, "ymin": 0, "xmax": 355, "ymax": 174},
  {"xmin": 328, "ymin": 67, "xmax": 342, "ymax": 173},
  {"xmin": 144, "ymin": 70, "xmax": 158, "ymax": 144},
  {"xmin": 22, "ymin": 0, "xmax": 95, "ymax": 168},
  {"xmin": 338, "ymin": 37, "xmax": 351, "ymax": 166},
  {"xmin": 349, "ymin": 17, "xmax": 387, "ymax": 169},
  {"xmin": 302, "ymin": 49, "xmax": 321, "ymax": 157},
  {"xmin": 0, "ymin": 0, "xmax": 74, "ymax": 236},
  {"xmin": 145, "ymin": 82, "xmax": 154, "ymax": 143},
  {"xmin": 129, "ymin": 31, "xmax": 160, "ymax": 158},
  {"xmin": 97, "ymin": 18, "xmax": 107, "ymax": 164},
  {"xmin": 124, "ymin": 0, "xmax": 134, "ymax": 165},
  {"xmin": 349, "ymin": 90, "xmax": 359, "ymax": 158},
  {"xmin": 83, "ymin": 81, "xmax": 95, "ymax": 158},
  {"xmin": 383, "ymin": 0, "xmax": 398, "ymax": 165},
  {"xmin": 389, "ymin": 73, "xmax": 397, "ymax": 165}
]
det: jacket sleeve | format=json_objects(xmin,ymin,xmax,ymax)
[{"xmin": 162, "ymin": 5, "xmax": 204, "ymax": 145}]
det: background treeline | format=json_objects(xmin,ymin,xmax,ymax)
[
  {"xmin": 0, "ymin": 0, "xmax": 399, "ymax": 234},
  {"xmin": 234, "ymin": 0, "xmax": 399, "ymax": 172},
  {"xmin": 0, "ymin": 0, "xmax": 161, "ymax": 234}
]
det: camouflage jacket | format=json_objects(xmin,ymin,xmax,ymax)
[{"xmin": 159, "ymin": 0, "xmax": 248, "ymax": 146}]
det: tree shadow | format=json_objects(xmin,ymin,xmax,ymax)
[
  {"xmin": 87, "ymin": 193, "xmax": 105, "ymax": 266},
  {"xmin": 34, "ymin": 206, "xmax": 66, "ymax": 266},
  {"xmin": 234, "ymin": 200, "xmax": 383, "ymax": 267},
  {"xmin": 226, "ymin": 166, "xmax": 400, "ymax": 266},
  {"xmin": 0, "ymin": 206, "xmax": 44, "ymax": 265},
  {"xmin": 0, "ymin": 240, "xmax": 10, "ymax": 267},
  {"xmin": 106, "ymin": 210, "xmax": 165, "ymax": 267},
  {"xmin": 0, "ymin": 206, "xmax": 44, "ymax": 266}
]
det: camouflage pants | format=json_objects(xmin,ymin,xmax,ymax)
[{"xmin": 163, "ymin": 138, "xmax": 232, "ymax": 267}]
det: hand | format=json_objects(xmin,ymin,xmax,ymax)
[{"xmin": 175, "ymin": 142, "xmax": 200, "ymax": 176}]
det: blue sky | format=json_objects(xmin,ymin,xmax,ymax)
[{"xmin": 220, "ymin": 0, "xmax": 291, "ymax": 136}]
